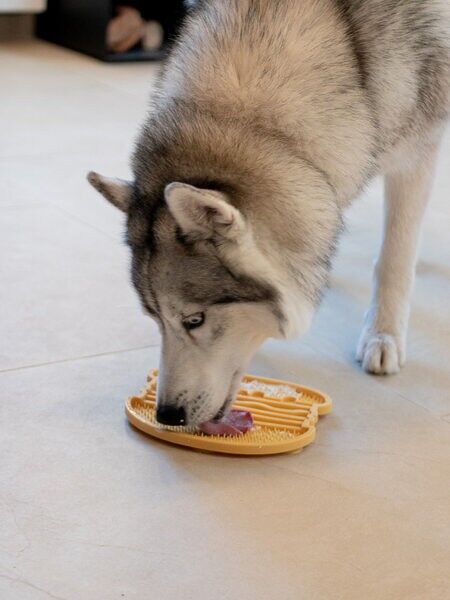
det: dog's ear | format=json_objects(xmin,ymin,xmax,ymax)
[
  {"xmin": 87, "ymin": 171, "xmax": 133, "ymax": 212},
  {"xmin": 165, "ymin": 182, "xmax": 245, "ymax": 241}
]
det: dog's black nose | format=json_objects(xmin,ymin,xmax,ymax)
[{"xmin": 156, "ymin": 405, "xmax": 186, "ymax": 426}]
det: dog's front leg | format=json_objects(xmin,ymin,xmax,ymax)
[{"xmin": 357, "ymin": 141, "xmax": 440, "ymax": 374}]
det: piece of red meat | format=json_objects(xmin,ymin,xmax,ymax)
[{"xmin": 199, "ymin": 410, "xmax": 253, "ymax": 436}]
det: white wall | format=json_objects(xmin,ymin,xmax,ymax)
[{"xmin": 0, "ymin": 1, "xmax": 46, "ymax": 13}]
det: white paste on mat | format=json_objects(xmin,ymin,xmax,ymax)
[{"xmin": 240, "ymin": 380, "xmax": 301, "ymax": 400}]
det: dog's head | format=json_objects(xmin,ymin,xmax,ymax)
[{"xmin": 88, "ymin": 173, "xmax": 295, "ymax": 427}]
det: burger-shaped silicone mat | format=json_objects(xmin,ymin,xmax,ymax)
[{"xmin": 125, "ymin": 369, "xmax": 332, "ymax": 455}]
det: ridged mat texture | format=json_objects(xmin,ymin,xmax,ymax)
[{"xmin": 125, "ymin": 369, "xmax": 332, "ymax": 455}]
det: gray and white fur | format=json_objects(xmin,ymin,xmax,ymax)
[{"xmin": 88, "ymin": 0, "xmax": 449, "ymax": 427}]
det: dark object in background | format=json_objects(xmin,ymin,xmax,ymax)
[
  {"xmin": 124, "ymin": 0, "xmax": 185, "ymax": 44},
  {"xmin": 37, "ymin": 0, "xmax": 186, "ymax": 62}
]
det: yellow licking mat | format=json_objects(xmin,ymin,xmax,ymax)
[{"xmin": 125, "ymin": 369, "xmax": 332, "ymax": 456}]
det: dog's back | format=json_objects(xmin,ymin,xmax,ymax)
[
  {"xmin": 138, "ymin": 0, "xmax": 449, "ymax": 204},
  {"xmin": 337, "ymin": 0, "xmax": 450, "ymax": 161}
]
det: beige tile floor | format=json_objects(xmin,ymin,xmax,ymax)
[{"xmin": 1, "ymin": 40, "xmax": 449, "ymax": 600}]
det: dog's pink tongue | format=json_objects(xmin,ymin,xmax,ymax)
[{"xmin": 199, "ymin": 410, "xmax": 253, "ymax": 436}]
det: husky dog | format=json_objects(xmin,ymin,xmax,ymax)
[{"xmin": 88, "ymin": 0, "xmax": 449, "ymax": 428}]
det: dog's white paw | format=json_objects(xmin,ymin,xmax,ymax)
[{"xmin": 356, "ymin": 331, "xmax": 405, "ymax": 375}]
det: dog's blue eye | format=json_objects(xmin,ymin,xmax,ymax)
[{"xmin": 183, "ymin": 312, "xmax": 205, "ymax": 330}]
